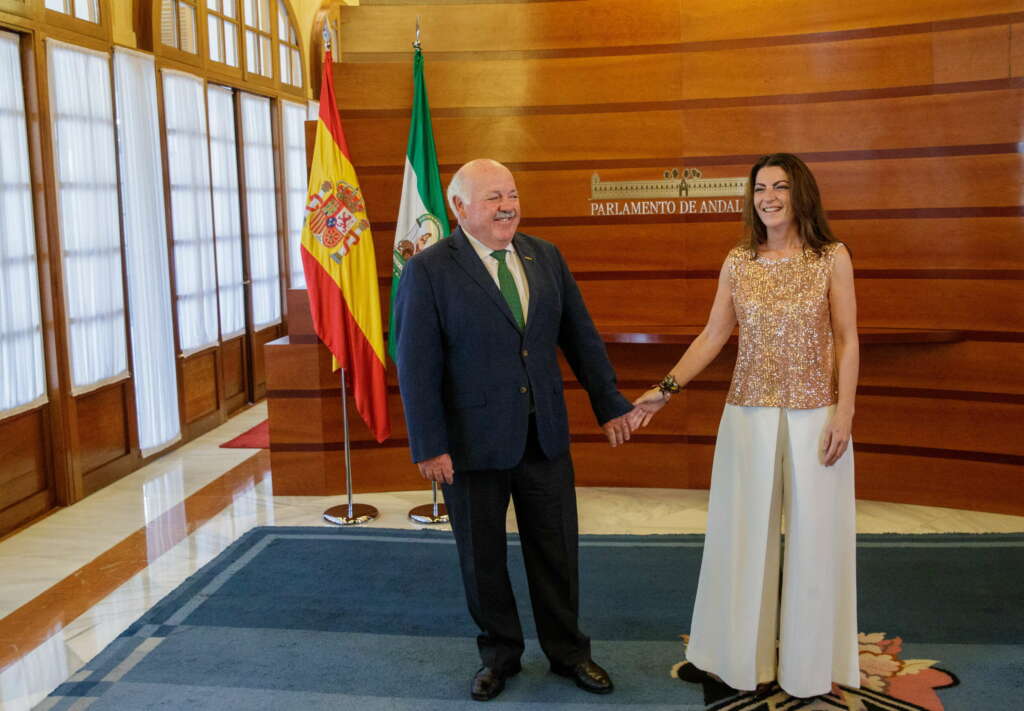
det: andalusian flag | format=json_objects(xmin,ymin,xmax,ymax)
[
  {"xmin": 387, "ymin": 45, "xmax": 449, "ymax": 361},
  {"xmin": 300, "ymin": 46, "xmax": 390, "ymax": 443}
]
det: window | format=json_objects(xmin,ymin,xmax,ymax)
[
  {"xmin": 243, "ymin": 0, "xmax": 272, "ymax": 78},
  {"xmin": 239, "ymin": 92, "xmax": 281, "ymax": 327},
  {"xmin": 277, "ymin": 3, "xmax": 301, "ymax": 87},
  {"xmin": 206, "ymin": 0, "xmax": 240, "ymax": 68},
  {"xmin": 45, "ymin": 0, "xmax": 100, "ymax": 23},
  {"xmin": 153, "ymin": 0, "xmax": 305, "ymax": 91},
  {"xmin": 207, "ymin": 84, "xmax": 246, "ymax": 339},
  {"xmin": 280, "ymin": 100, "xmax": 307, "ymax": 289},
  {"xmin": 161, "ymin": 0, "xmax": 199, "ymax": 54},
  {"xmin": 162, "ymin": 70, "xmax": 220, "ymax": 353},
  {"xmin": 47, "ymin": 40, "xmax": 128, "ymax": 391},
  {"xmin": 0, "ymin": 31, "xmax": 46, "ymax": 415}
]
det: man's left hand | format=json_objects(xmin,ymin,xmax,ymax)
[{"xmin": 601, "ymin": 410, "xmax": 637, "ymax": 447}]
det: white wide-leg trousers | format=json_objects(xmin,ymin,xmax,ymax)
[{"xmin": 685, "ymin": 404, "xmax": 860, "ymax": 698}]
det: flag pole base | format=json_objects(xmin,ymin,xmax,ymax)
[
  {"xmin": 408, "ymin": 503, "xmax": 449, "ymax": 525},
  {"xmin": 323, "ymin": 504, "xmax": 378, "ymax": 526}
]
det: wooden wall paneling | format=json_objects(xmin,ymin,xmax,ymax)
[
  {"xmin": 335, "ymin": 53, "xmax": 685, "ymax": 111},
  {"xmin": 0, "ymin": 0, "xmax": 40, "ymax": 24},
  {"xmin": 337, "ymin": 90, "xmax": 1023, "ymax": 170},
  {"xmin": 678, "ymin": 0, "xmax": 1021, "ymax": 41},
  {"xmin": 677, "ymin": 90, "xmax": 1023, "ymax": 157},
  {"xmin": 569, "ymin": 441, "xmax": 715, "ymax": 489},
  {"xmin": 0, "ymin": 411, "xmax": 51, "ymax": 535},
  {"xmin": 220, "ymin": 335, "xmax": 248, "ymax": 413},
  {"xmin": 858, "ymin": 341, "xmax": 1024, "ymax": 394},
  {"xmin": 855, "ymin": 395, "xmax": 1024, "ymax": 457},
  {"xmin": 354, "ymin": 155, "xmax": 1023, "ymax": 226},
  {"xmin": 335, "ymin": 0, "xmax": 685, "ymax": 55},
  {"xmin": 577, "ymin": 278, "xmax": 706, "ymax": 326},
  {"xmin": 335, "ymin": 23, "xmax": 1011, "ymax": 111},
  {"xmin": 75, "ymin": 383, "xmax": 130, "ymax": 474},
  {"xmin": 931, "ymin": 25, "xmax": 1014, "ymax": 84},
  {"xmin": 341, "ymin": 111, "xmax": 687, "ymax": 168},
  {"xmin": 181, "ymin": 350, "xmax": 220, "ymax": 424},
  {"xmin": 568, "ymin": 275, "xmax": 1024, "ymax": 334},
  {"xmin": 855, "ymin": 451, "xmax": 1023, "ymax": 515},
  {"xmin": 0, "ymin": 491, "xmax": 51, "ymax": 538},
  {"xmin": 518, "ymin": 218, "xmax": 1024, "ymax": 273},
  {"xmin": 1012, "ymin": 22, "xmax": 1024, "ymax": 75},
  {"xmin": 250, "ymin": 324, "xmax": 282, "ymax": 400},
  {"xmin": 834, "ymin": 218, "xmax": 1024, "ymax": 271},
  {"xmin": 856, "ymin": 278, "xmax": 1022, "ymax": 332},
  {"xmin": 265, "ymin": 332, "xmax": 412, "ymax": 494}
]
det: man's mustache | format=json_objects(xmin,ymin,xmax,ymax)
[{"xmin": 495, "ymin": 209, "xmax": 517, "ymax": 220}]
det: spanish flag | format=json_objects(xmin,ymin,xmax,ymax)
[{"xmin": 300, "ymin": 46, "xmax": 390, "ymax": 443}]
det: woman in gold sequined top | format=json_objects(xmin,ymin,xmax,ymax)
[{"xmin": 632, "ymin": 153, "xmax": 860, "ymax": 699}]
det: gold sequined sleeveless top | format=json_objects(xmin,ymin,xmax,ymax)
[{"xmin": 726, "ymin": 242, "xmax": 840, "ymax": 409}]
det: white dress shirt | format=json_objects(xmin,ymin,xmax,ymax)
[{"xmin": 463, "ymin": 230, "xmax": 530, "ymax": 325}]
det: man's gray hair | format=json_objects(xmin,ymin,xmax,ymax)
[{"xmin": 446, "ymin": 168, "xmax": 467, "ymax": 213}]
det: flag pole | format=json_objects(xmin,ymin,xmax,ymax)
[
  {"xmin": 323, "ymin": 368, "xmax": 379, "ymax": 525},
  {"xmin": 315, "ymin": 20, "xmax": 378, "ymax": 526},
  {"xmin": 404, "ymin": 17, "xmax": 448, "ymax": 526}
]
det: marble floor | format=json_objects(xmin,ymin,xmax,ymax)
[{"xmin": 1, "ymin": 402, "xmax": 1022, "ymax": 710}]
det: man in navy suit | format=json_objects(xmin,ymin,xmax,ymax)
[{"xmin": 394, "ymin": 159, "xmax": 637, "ymax": 701}]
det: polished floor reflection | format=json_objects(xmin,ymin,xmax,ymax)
[{"xmin": 1, "ymin": 402, "xmax": 1022, "ymax": 710}]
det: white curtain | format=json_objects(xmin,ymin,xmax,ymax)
[
  {"xmin": 114, "ymin": 48, "xmax": 181, "ymax": 456},
  {"xmin": 206, "ymin": 84, "xmax": 246, "ymax": 339},
  {"xmin": 0, "ymin": 32, "xmax": 46, "ymax": 416},
  {"xmin": 47, "ymin": 40, "xmax": 128, "ymax": 392},
  {"xmin": 162, "ymin": 70, "xmax": 220, "ymax": 353},
  {"xmin": 239, "ymin": 92, "xmax": 281, "ymax": 328},
  {"xmin": 281, "ymin": 99, "xmax": 307, "ymax": 289}
]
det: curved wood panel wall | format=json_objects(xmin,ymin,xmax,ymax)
[{"xmin": 316, "ymin": 0, "xmax": 1023, "ymax": 515}]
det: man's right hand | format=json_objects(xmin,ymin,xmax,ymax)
[{"xmin": 417, "ymin": 453, "xmax": 454, "ymax": 484}]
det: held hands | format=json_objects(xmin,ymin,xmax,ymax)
[
  {"xmin": 822, "ymin": 411, "xmax": 853, "ymax": 466},
  {"xmin": 601, "ymin": 410, "xmax": 638, "ymax": 447},
  {"xmin": 416, "ymin": 453, "xmax": 454, "ymax": 484},
  {"xmin": 631, "ymin": 387, "xmax": 670, "ymax": 429}
]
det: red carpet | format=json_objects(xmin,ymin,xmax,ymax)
[{"xmin": 220, "ymin": 420, "xmax": 269, "ymax": 449}]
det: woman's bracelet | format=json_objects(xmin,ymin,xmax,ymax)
[{"xmin": 654, "ymin": 374, "xmax": 682, "ymax": 399}]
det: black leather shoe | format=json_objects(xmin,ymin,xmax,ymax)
[
  {"xmin": 550, "ymin": 658, "xmax": 614, "ymax": 694},
  {"xmin": 471, "ymin": 663, "xmax": 521, "ymax": 701}
]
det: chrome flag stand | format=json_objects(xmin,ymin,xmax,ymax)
[
  {"xmin": 323, "ymin": 368, "xmax": 378, "ymax": 526},
  {"xmin": 408, "ymin": 482, "xmax": 448, "ymax": 524}
]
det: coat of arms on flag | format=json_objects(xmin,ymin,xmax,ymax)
[
  {"xmin": 305, "ymin": 179, "xmax": 370, "ymax": 263},
  {"xmin": 394, "ymin": 212, "xmax": 443, "ymax": 263}
]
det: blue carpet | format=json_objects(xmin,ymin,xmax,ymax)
[{"xmin": 42, "ymin": 528, "xmax": 1024, "ymax": 710}]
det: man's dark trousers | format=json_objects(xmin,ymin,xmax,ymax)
[{"xmin": 442, "ymin": 416, "xmax": 589, "ymax": 674}]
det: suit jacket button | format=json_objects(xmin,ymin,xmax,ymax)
[
  {"xmin": 519, "ymin": 386, "xmax": 528, "ymax": 394},
  {"xmin": 521, "ymin": 349, "xmax": 528, "ymax": 357}
]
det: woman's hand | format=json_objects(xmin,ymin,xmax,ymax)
[
  {"xmin": 822, "ymin": 410, "xmax": 853, "ymax": 466},
  {"xmin": 631, "ymin": 388, "xmax": 669, "ymax": 428}
]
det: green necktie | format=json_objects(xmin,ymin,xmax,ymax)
[{"xmin": 490, "ymin": 250, "xmax": 525, "ymax": 330}]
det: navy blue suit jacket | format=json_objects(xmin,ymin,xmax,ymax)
[{"xmin": 393, "ymin": 227, "xmax": 632, "ymax": 472}]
